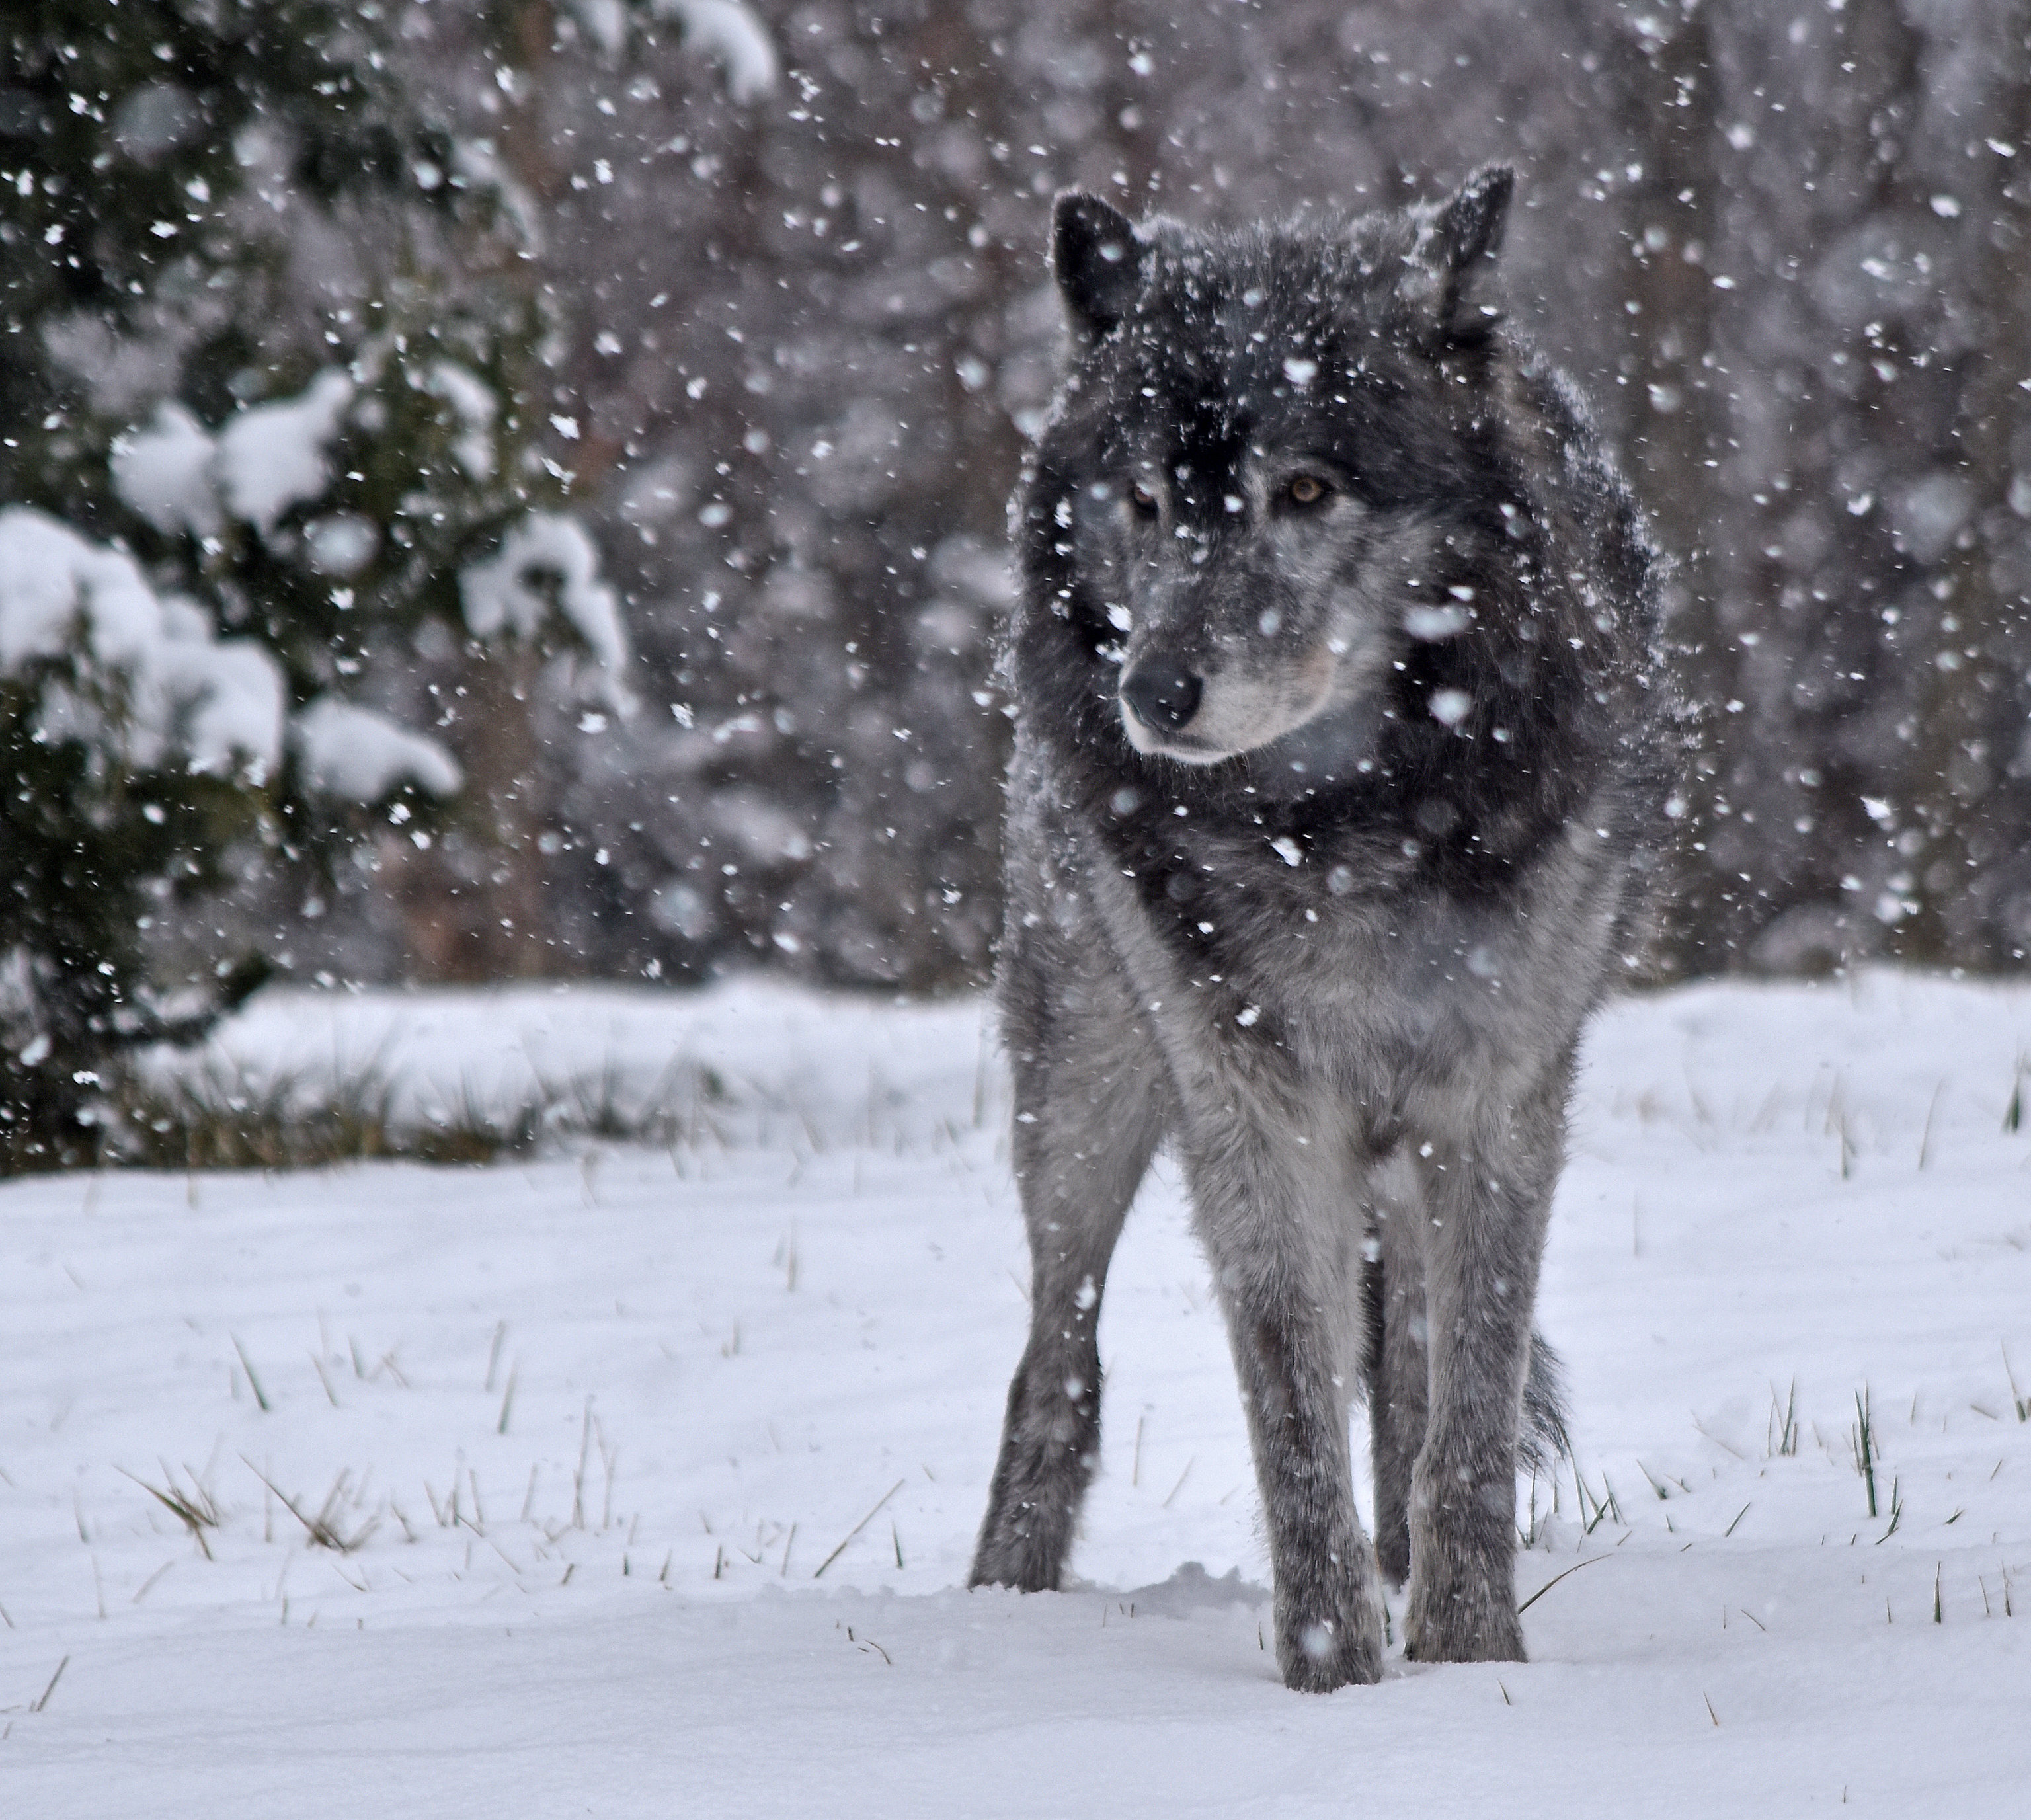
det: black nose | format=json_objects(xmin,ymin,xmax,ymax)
[{"xmin": 1121, "ymin": 659, "xmax": 1203, "ymax": 732}]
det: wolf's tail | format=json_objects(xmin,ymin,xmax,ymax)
[{"xmin": 1518, "ymin": 1330, "xmax": 1573, "ymax": 1475}]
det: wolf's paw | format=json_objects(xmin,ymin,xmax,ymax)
[
  {"xmin": 1402, "ymin": 1579, "xmax": 1525, "ymax": 1663},
  {"xmin": 968, "ymin": 1500, "xmax": 1070, "ymax": 1593},
  {"xmin": 1275, "ymin": 1597, "xmax": 1384, "ymax": 1692},
  {"xmin": 968, "ymin": 1558, "xmax": 1055, "ymax": 1593}
]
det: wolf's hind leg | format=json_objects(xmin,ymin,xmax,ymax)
[
  {"xmin": 1363, "ymin": 1150, "xmax": 1429, "ymax": 1588},
  {"xmin": 970, "ymin": 967, "xmax": 1166, "ymax": 1594},
  {"xmin": 1402, "ymin": 1084, "xmax": 1565, "ymax": 1665}
]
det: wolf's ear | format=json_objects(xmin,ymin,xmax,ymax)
[
  {"xmin": 1406, "ymin": 164, "xmax": 1514, "ymax": 347},
  {"xmin": 1437, "ymin": 165, "xmax": 1514, "ymax": 274},
  {"xmin": 1053, "ymin": 193, "xmax": 1148, "ymax": 341}
]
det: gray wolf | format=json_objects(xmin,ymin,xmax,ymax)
[{"xmin": 969, "ymin": 169, "xmax": 1669, "ymax": 1692}]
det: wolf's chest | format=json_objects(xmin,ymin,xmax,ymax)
[{"xmin": 1096, "ymin": 814, "xmax": 1616, "ymax": 1087}]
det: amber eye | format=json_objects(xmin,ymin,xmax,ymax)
[
  {"xmin": 1287, "ymin": 475, "xmax": 1328, "ymax": 506},
  {"xmin": 1129, "ymin": 481, "xmax": 1158, "ymax": 516}
]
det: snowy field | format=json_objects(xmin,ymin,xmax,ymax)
[{"xmin": 5, "ymin": 971, "xmax": 2031, "ymax": 1815}]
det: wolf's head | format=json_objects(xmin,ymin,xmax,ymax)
[{"xmin": 1027, "ymin": 169, "xmax": 1525, "ymax": 775}]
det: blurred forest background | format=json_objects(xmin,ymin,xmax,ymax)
[{"xmin": 7, "ymin": 0, "xmax": 2031, "ymax": 1160}]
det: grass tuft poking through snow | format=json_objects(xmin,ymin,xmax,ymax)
[
  {"xmin": 112, "ymin": 1467, "xmax": 220, "ymax": 1560},
  {"xmin": 1852, "ymin": 1388, "xmax": 1881, "ymax": 1519}
]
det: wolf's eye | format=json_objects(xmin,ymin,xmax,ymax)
[
  {"xmin": 1287, "ymin": 475, "xmax": 1329, "ymax": 507},
  {"xmin": 1129, "ymin": 482, "xmax": 1159, "ymax": 517}
]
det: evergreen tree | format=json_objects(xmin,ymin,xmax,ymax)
[{"xmin": 0, "ymin": 1, "xmax": 621, "ymax": 1169}]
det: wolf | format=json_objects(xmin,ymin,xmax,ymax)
[{"xmin": 969, "ymin": 168, "xmax": 1671, "ymax": 1692}]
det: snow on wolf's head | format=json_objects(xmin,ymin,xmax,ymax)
[{"xmin": 1028, "ymin": 168, "xmax": 1520, "ymax": 771}]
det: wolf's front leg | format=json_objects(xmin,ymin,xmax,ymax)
[
  {"xmin": 1402, "ymin": 1093, "xmax": 1563, "ymax": 1663},
  {"xmin": 1225, "ymin": 1288, "xmax": 1383, "ymax": 1690},
  {"xmin": 971, "ymin": 955, "xmax": 1166, "ymax": 1593}
]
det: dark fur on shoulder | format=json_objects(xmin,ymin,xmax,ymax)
[{"xmin": 971, "ymin": 171, "xmax": 1671, "ymax": 1692}]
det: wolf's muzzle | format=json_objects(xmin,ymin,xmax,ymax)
[{"xmin": 1121, "ymin": 658, "xmax": 1203, "ymax": 732}]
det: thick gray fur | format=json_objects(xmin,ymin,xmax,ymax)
[{"xmin": 969, "ymin": 170, "xmax": 1671, "ymax": 1693}]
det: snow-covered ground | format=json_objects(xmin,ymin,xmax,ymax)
[{"xmin": 6, "ymin": 971, "xmax": 2031, "ymax": 1815}]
